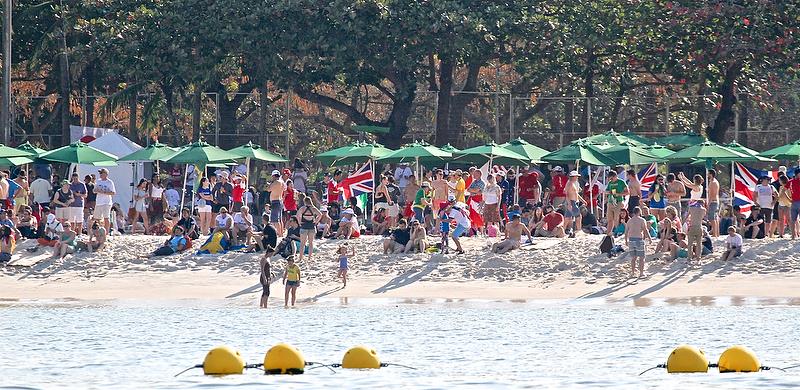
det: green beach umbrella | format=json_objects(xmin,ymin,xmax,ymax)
[
  {"xmin": 331, "ymin": 142, "xmax": 393, "ymax": 166},
  {"xmin": 0, "ymin": 156, "xmax": 34, "ymax": 166},
  {"xmin": 578, "ymin": 130, "xmax": 648, "ymax": 147},
  {"xmin": 500, "ymin": 138, "xmax": 549, "ymax": 163},
  {"xmin": 227, "ymin": 141, "xmax": 288, "ymax": 163},
  {"xmin": 667, "ymin": 141, "xmax": 750, "ymax": 167},
  {"xmin": 723, "ymin": 141, "xmax": 775, "ymax": 163},
  {"xmin": 455, "ymin": 142, "xmax": 532, "ymax": 166},
  {"xmin": 118, "ymin": 141, "xmax": 178, "ymax": 162},
  {"xmin": 759, "ymin": 139, "xmax": 800, "ymax": 161},
  {"xmin": 657, "ymin": 131, "xmax": 705, "ymax": 150},
  {"xmin": 377, "ymin": 142, "xmax": 451, "ymax": 164},
  {"xmin": 39, "ymin": 141, "xmax": 118, "ymax": 166},
  {"xmin": 316, "ymin": 142, "xmax": 363, "ymax": 166},
  {"xmin": 541, "ymin": 142, "xmax": 619, "ymax": 166},
  {"xmin": 15, "ymin": 141, "xmax": 47, "ymax": 157},
  {"xmin": 596, "ymin": 142, "xmax": 666, "ymax": 165},
  {"xmin": 0, "ymin": 143, "xmax": 35, "ymax": 158},
  {"xmin": 641, "ymin": 143, "xmax": 675, "ymax": 159},
  {"xmin": 163, "ymin": 140, "xmax": 240, "ymax": 164},
  {"xmin": 440, "ymin": 143, "xmax": 461, "ymax": 154},
  {"xmin": 620, "ymin": 131, "xmax": 655, "ymax": 145}
]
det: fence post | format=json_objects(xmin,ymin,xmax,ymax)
[
  {"xmin": 285, "ymin": 90, "xmax": 291, "ymax": 159},
  {"xmin": 586, "ymin": 97, "xmax": 592, "ymax": 136},
  {"xmin": 508, "ymin": 94, "xmax": 514, "ymax": 140},
  {"xmin": 214, "ymin": 93, "xmax": 220, "ymax": 146},
  {"xmin": 664, "ymin": 94, "xmax": 670, "ymax": 135}
]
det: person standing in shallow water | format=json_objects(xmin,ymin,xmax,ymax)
[
  {"xmin": 283, "ymin": 256, "xmax": 301, "ymax": 308},
  {"xmin": 260, "ymin": 253, "xmax": 272, "ymax": 308}
]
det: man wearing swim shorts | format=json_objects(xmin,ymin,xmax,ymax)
[
  {"xmin": 260, "ymin": 254, "xmax": 271, "ymax": 308},
  {"xmin": 492, "ymin": 214, "xmax": 531, "ymax": 254},
  {"xmin": 268, "ymin": 170, "xmax": 286, "ymax": 236},
  {"xmin": 564, "ymin": 171, "xmax": 584, "ymax": 237},
  {"xmin": 624, "ymin": 206, "xmax": 651, "ymax": 278}
]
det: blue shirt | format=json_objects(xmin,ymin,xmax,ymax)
[{"xmin": 169, "ymin": 236, "xmax": 186, "ymax": 251}]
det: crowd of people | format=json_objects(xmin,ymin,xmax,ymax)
[{"xmin": 3, "ymin": 156, "xmax": 800, "ymax": 304}]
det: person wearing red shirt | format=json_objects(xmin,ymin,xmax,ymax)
[
  {"xmin": 550, "ymin": 166, "xmax": 568, "ymax": 207},
  {"xmin": 534, "ymin": 205, "xmax": 565, "ymax": 238},
  {"xmin": 284, "ymin": 179, "xmax": 298, "ymax": 217},
  {"xmin": 518, "ymin": 168, "xmax": 540, "ymax": 206},
  {"xmin": 788, "ymin": 168, "xmax": 800, "ymax": 239},
  {"xmin": 326, "ymin": 170, "xmax": 343, "ymax": 205},
  {"xmin": 583, "ymin": 179, "xmax": 601, "ymax": 216},
  {"xmin": 231, "ymin": 174, "xmax": 246, "ymax": 212}
]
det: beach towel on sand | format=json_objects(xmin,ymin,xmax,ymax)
[{"xmin": 198, "ymin": 232, "xmax": 229, "ymax": 254}]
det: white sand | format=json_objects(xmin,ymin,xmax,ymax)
[{"xmin": 2, "ymin": 233, "xmax": 800, "ymax": 303}]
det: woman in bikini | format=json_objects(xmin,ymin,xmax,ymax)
[{"xmin": 296, "ymin": 196, "xmax": 321, "ymax": 262}]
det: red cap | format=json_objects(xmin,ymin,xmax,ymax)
[{"xmin": 282, "ymin": 168, "xmax": 291, "ymax": 175}]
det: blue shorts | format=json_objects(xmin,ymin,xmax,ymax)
[
  {"xmin": 629, "ymin": 238, "xmax": 645, "ymax": 257},
  {"xmin": 708, "ymin": 201, "xmax": 719, "ymax": 219},
  {"xmin": 792, "ymin": 201, "xmax": 800, "ymax": 223},
  {"xmin": 563, "ymin": 200, "xmax": 580, "ymax": 218},
  {"xmin": 286, "ymin": 280, "xmax": 299, "ymax": 287},
  {"xmin": 413, "ymin": 207, "xmax": 424, "ymax": 223},
  {"xmin": 452, "ymin": 225, "xmax": 468, "ymax": 238}
]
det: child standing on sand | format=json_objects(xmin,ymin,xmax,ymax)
[
  {"xmin": 439, "ymin": 197, "xmax": 454, "ymax": 253},
  {"xmin": 260, "ymin": 253, "xmax": 272, "ymax": 308},
  {"xmin": 282, "ymin": 256, "xmax": 301, "ymax": 307},
  {"xmin": 336, "ymin": 243, "xmax": 355, "ymax": 287}
]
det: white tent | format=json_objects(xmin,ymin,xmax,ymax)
[{"xmin": 74, "ymin": 131, "xmax": 144, "ymax": 212}]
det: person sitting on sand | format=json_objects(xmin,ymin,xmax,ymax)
[
  {"xmin": 249, "ymin": 215, "xmax": 278, "ymax": 252},
  {"xmin": 0, "ymin": 225, "xmax": 15, "ymax": 262},
  {"xmin": 31, "ymin": 213, "xmax": 62, "ymax": 252},
  {"xmin": 231, "ymin": 205, "xmax": 254, "ymax": 246},
  {"xmin": 611, "ymin": 208, "xmax": 629, "ymax": 237},
  {"xmin": 492, "ymin": 214, "xmax": 531, "ymax": 254},
  {"xmin": 259, "ymin": 253, "xmax": 272, "ymax": 308},
  {"xmin": 212, "ymin": 206, "xmax": 233, "ymax": 241},
  {"xmin": 52, "ymin": 221, "xmax": 77, "ymax": 258},
  {"xmin": 662, "ymin": 232, "xmax": 688, "ymax": 262},
  {"xmin": 534, "ymin": 205, "xmax": 565, "ymax": 238},
  {"xmin": 406, "ymin": 219, "xmax": 427, "ymax": 253},
  {"xmin": 17, "ymin": 206, "xmax": 38, "ymax": 239},
  {"xmin": 76, "ymin": 219, "xmax": 107, "ymax": 253},
  {"xmin": 336, "ymin": 243, "xmax": 355, "ymax": 287},
  {"xmin": 624, "ymin": 207, "xmax": 652, "ymax": 278},
  {"xmin": 152, "ymin": 226, "xmax": 188, "ymax": 256},
  {"xmin": 282, "ymin": 256, "xmax": 301, "ymax": 308},
  {"xmin": 176, "ymin": 208, "xmax": 199, "ymax": 240},
  {"xmin": 336, "ymin": 208, "xmax": 361, "ymax": 239},
  {"xmin": 641, "ymin": 206, "xmax": 659, "ymax": 239},
  {"xmin": 383, "ymin": 219, "xmax": 411, "ymax": 254},
  {"xmin": 579, "ymin": 206, "xmax": 600, "ymax": 234},
  {"xmin": 742, "ymin": 205, "xmax": 765, "ymax": 239},
  {"xmin": 316, "ymin": 206, "xmax": 332, "ymax": 239},
  {"xmin": 372, "ymin": 208, "xmax": 390, "ymax": 236},
  {"xmin": 721, "ymin": 226, "xmax": 743, "ymax": 261}
]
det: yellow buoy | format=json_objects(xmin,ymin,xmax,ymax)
[
  {"xmin": 666, "ymin": 345, "xmax": 709, "ymax": 373},
  {"xmin": 202, "ymin": 345, "xmax": 245, "ymax": 375},
  {"xmin": 718, "ymin": 345, "xmax": 760, "ymax": 373},
  {"xmin": 341, "ymin": 345, "xmax": 381, "ymax": 369},
  {"xmin": 263, "ymin": 343, "xmax": 305, "ymax": 375}
]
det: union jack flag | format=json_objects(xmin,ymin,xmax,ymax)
[
  {"xmin": 338, "ymin": 161, "xmax": 374, "ymax": 199},
  {"xmin": 637, "ymin": 163, "xmax": 658, "ymax": 198},
  {"xmin": 733, "ymin": 163, "xmax": 777, "ymax": 217}
]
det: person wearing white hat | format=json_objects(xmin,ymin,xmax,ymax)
[
  {"xmin": 317, "ymin": 205, "xmax": 332, "ymax": 238},
  {"xmin": 93, "ymin": 168, "xmax": 116, "ymax": 232},
  {"xmin": 564, "ymin": 171, "xmax": 585, "ymax": 237},
  {"xmin": 335, "ymin": 207, "xmax": 361, "ymax": 239},
  {"xmin": 412, "ymin": 181, "xmax": 433, "ymax": 225},
  {"xmin": 549, "ymin": 166, "xmax": 567, "ymax": 208}
]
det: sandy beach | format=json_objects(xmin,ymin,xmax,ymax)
[{"xmin": 2, "ymin": 233, "xmax": 800, "ymax": 303}]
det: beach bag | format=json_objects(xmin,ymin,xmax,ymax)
[
  {"xmin": 486, "ymin": 224, "xmax": 498, "ymax": 238},
  {"xmin": 599, "ymin": 235, "xmax": 614, "ymax": 257},
  {"xmin": 199, "ymin": 232, "xmax": 228, "ymax": 254}
]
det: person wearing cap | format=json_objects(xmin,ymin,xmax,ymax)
[
  {"xmin": 492, "ymin": 214, "xmax": 531, "ymax": 254},
  {"xmin": 605, "ymin": 171, "xmax": 628, "ymax": 236},
  {"xmin": 267, "ymin": 169, "xmax": 286, "ymax": 236},
  {"xmin": 518, "ymin": 167, "xmax": 541, "ymax": 207},
  {"xmin": 93, "ymin": 168, "xmax": 116, "ymax": 232},
  {"xmin": 335, "ymin": 208, "xmax": 361, "ymax": 239},
  {"xmin": 754, "ymin": 175, "xmax": 777, "ymax": 238},
  {"xmin": 412, "ymin": 181, "xmax": 433, "ymax": 225},
  {"xmin": 431, "ymin": 169, "xmax": 448, "ymax": 227},
  {"xmin": 51, "ymin": 180, "xmax": 74, "ymax": 224},
  {"xmin": 563, "ymin": 171, "xmax": 585, "ymax": 237},
  {"xmin": 448, "ymin": 202, "xmax": 471, "ymax": 254},
  {"xmin": 549, "ymin": 166, "xmax": 568, "ymax": 208},
  {"xmin": 743, "ymin": 204, "xmax": 765, "ymax": 239},
  {"xmin": 230, "ymin": 173, "xmax": 247, "ymax": 213},
  {"xmin": 67, "ymin": 173, "xmax": 87, "ymax": 234},
  {"xmin": 33, "ymin": 213, "xmax": 63, "ymax": 250},
  {"xmin": 394, "ymin": 163, "xmax": 413, "ymax": 203},
  {"xmin": 51, "ymin": 220, "xmax": 77, "ymax": 259}
]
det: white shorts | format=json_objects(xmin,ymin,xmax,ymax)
[
  {"xmin": 69, "ymin": 207, "xmax": 84, "ymax": 223},
  {"xmin": 55, "ymin": 208, "xmax": 70, "ymax": 220},
  {"xmin": 94, "ymin": 204, "xmax": 112, "ymax": 219},
  {"xmin": 197, "ymin": 205, "xmax": 212, "ymax": 213}
]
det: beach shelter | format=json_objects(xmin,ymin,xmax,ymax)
[
  {"xmin": 541, "ymin": 142, "xmax": 619, "ymax": 167},
  {"xmin": 0, "ymin": 143, "xmax": 33, "ymax": 159},
  {"xmin": 440, "ymin": 143, "xmax": 461, "ymax": 154},
  {"xmin": 15, "ymin": 141, "xmax": 47, "ymax": 157},
  {"xmin": 578, "ymin": 130, "xmax": 649, "ymax": 147},
  {"xmin": 329, "ymin": 142, "xmax": 393, "ymax": 167},
  {"xmin": 164, "ymin": 140, "xmax": 242, "ymax": 212},
  {"xmin": 227, "ymin": 141, "xmax": 288, "ymax": 187},
  {"xmin": 118, "ymin": 141, "xmax": 178, "ymax": 162},
  {"xmin": 620, "ymin": 131, "xmax": 655, "ymax": 146},
  {"xmin": 760, "ymin": 139, "xmax": 800, "ymax": 165},
  {"xmin": 455, "ymin": 142, "xmax": 531, "ymax": 166},
  {"xmin": 641, "ymin": 143, "xmax": 675, "ymax": 159},
  {"xmin": 667, "ymin": 140, "xmax": 750, "ymax": 165},
  {"xmin": 316, "ymin": 142, "xmax": 363, "ymax": 166},
  {"xmin": 500, "ymin": 138, "xmax": 549, "ymax": 163},
  {"xmin": 721, "ymin": 141, "xmax": 775, "ymax": 163},
  {"xmin": 39, "ymin": 141, "xmax": 118, "ymax": 166},
  {"xmin": 377, "ymin": 141, "xmax": 451, "ymax": 178},
  {"xmin": 593, "ymin": 142, "xmax": 665, "ymax": 165},
  {"xmin": 73, "ymin": 132, "xmax": 145, "ymax": 212},
  {"xmin": 0, "ymin": 156, "xmax": 34, "ymax": 166},
  {"xmin": 656, "ymin": 131, "xmax": 705, "ymax": 150}
]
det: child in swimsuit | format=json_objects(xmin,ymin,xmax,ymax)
[
  {"xmin": 283, "ymin": 256, "xmax": 301, "ymax": 307},
  {"xmin": 336, "ymin": 243, "xmax": 355, "ymax": 288},
  {"xmin": 260, "ymin": 254, "xmax": 272, "ymax": 308},
  {"xmin": 438, "ymin": 203, "xmax": 452, "ymax": 254}
]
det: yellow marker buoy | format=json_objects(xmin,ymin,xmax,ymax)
[
  {"xmin": 718, "ymin": 345, "xmax": 760, "ymax": 373},
  {"xmin": 666, "ymin": 345, "xmax": 709, "ymax": 373},
  {"xmin": 202, "ymin": 345, "xmax": 245, "ymax": 375},
  {"xmin": 342, "ymin": 345, "xmax": 381, "ymax": 369},
  {"xmin": 264, "ymin": 343, "xmax": 305, "ymax": 375}
]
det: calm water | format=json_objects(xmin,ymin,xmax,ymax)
[{"xmin": 1, "ymin": 298, "xmax": 799, "ymax": 389}]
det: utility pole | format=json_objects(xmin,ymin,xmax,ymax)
[{"xmin": 2, "ymin": 0, "xmax": 11, "ymax": 145}]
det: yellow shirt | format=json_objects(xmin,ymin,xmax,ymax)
[
  {"xmin": 455, "ymin": 178, "xmax": 466, "ymax": 203},
  {"xmin": 286, "ymin": 264, "xmax": 300, "ymax": 281}
]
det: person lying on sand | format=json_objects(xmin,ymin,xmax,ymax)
[
  {"xmin": 151, "ymin": 226, "xmax": 187, "ymax": 257},
  {"xmin": 492, "ymin": 214, "xmax": 531, "ymax": 254}
]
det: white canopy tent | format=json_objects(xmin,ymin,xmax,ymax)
[{"xmin": 74, "ymin": 132, "xmax": 144, "ymax": 212}]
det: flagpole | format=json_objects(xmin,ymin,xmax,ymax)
[
  {"xmin": 730, "ymin": 161, "xmax": 735, "ymax": 208},
  {"xmin": 179, "ymin": 163, "xmax": 188, "ymax": 213}
]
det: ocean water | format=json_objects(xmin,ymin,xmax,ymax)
[{"xmin": 1, "ymin": 298, "xmax": 799, "ymax": 389}]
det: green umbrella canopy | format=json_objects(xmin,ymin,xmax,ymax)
[
  {"xmin": 0, "ymin": 156, "xmax": 34, "ymax": 166},
  {"xmin": 667, "ymin": 141, "xmax": 750, "ymax": 164},
  {"xmin": 330, "ymin": 142, "xmax": 393, "ymax": 166},
  {"xmin": 722, "ymin": 141, "xmax": 775, "ymax": 163},
  {"xmin": 577, "ymin": 130, "xmax": 648, "ymax": 147},
  {"xmin": 656, "ymin": 131, "xmax": 705, "ymax": 150},
  {"xmin": 500, "ymin": 138, "xmax": 549, "ymax": 163},
  {"xmin": 377, "ymin": 142, "xmax": 451, "ymax": 164},
  {"xmin": 759, "ymin": 139, "xmax": 800, "ymax": 161},
  {"xmin": 641, "ymin": 143, "xmax": 675, "ymax": 159},
  {"xmin": 118, "ymin": 141, "xmax": 178, "ymax": 162},
  {"xmin": 39, "ymin": 141, "xmax": 118, "ymax": 166},
  {"xmin": 620, "ymin": 131, "xmax": 655, "ymax": 145},
  {"xmin": 15, "ymin": 141, "xmax": 47, "ymax": 157},
  {"xmin": 163, "ymin": 140, "xmax": 240, "ymax": 164},
  {"xmin": 352, "ymin": 125, "xmax": 390, "ymax": 135},
  {"xmin": 0, "ymin": 143, "xmax": 35, "ymax": 159},
  {"xmin": 541, "ymin": 142, "xmax": 619, "ymax": 166},
  {"xmin": 598, "ymin": 143, "xmax": 666, "ymax": 165},
  {"xmin": 440, "ymin": 143, "xmax": 461, "ymax": 154},
  {"xmin": 455, "ymin": 142, "xmax": 531, "ymax": 166},
  {"xmin": 316, "ymin": 142, "xmax": 364, "ymax": 166},
  {"xmin": 227, "ymin": 141, "xmax": 288, "ymax": 163}
]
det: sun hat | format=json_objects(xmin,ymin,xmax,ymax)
[
  {"xmin": 569, "ymin": 170, "xmax": 580, "ymax": 177},
  {"xmin": 343, "ymin": 208, "xmax": 354, "ymax": 215},
  {"xmin": 552, "ymin": 166, "xmax": 563, "ymax": 172},
  {"xmin": 282, "ymin": 168, "xmax": 291, "ymax": 175},
  {"xmin": 421, "ymin": 181, "xmax": 431, "ymax": 188},
  {"xmin": 271, "ymin": 169, "xmax": 280, "ymax": 176},
  {"xmin": 447, "ymin": 195, "xmax": 456, "ymax": 202}
]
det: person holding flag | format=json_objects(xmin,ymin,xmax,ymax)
[{"xmin": 466, "ymin": 169, "xmax": 485, "ymax": 235}]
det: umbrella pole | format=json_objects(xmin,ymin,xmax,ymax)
[
  {"xmin": 179, "ymin": 163, "xmax": 188, "ymax": 213},
  {"xmin": 730, "ymin": 161, "xmax": 735, "ymax": 209},
  {"xmin": 513, "ymin": 165, "xmax": 519, "ymax": 206},
  {"xmin": 371, "ymin": 158, "xmax": 376, "ymax": 223}
]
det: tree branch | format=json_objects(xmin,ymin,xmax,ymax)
[{"xmin": 294, "ymin": 87, "xmax": 384, "ymax": 127}]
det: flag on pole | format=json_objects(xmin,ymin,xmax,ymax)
[
  {"xmin": 733, "ymin": 162, "xmax": 776, "ymax": 217},
  {"xmin": 637, "ymin": 163, "xmax": 658, "ymax": 198},
  {"xmin": 338, "ymin": 161, "xmax": 374, "ymax": 200}
]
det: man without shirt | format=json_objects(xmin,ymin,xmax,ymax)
[
  {"xmin": 707, "ymin": 169, "xmax": 721, "ymax": 237},
  {"xmin": 625, "ymin": 206, "xmax": 651, "ymax": 278},
  {"xmin": 492, "ymin": 214, "xmax": 531, "ymax": 254},
  {"xmin": 268, "ymin": 169, "xmax": 286, "ymax": 236},
  {"xmin": 626, "ymin": 169, "xmax": 642, "ymax": 214},
  {"xmin": 564, "ymin": 171, "xmax": 585, "ymax": 237},
  {"xmin": 686, "ymin": 200, "xmax": 707, "ymax": 262},
  {"xmin": 666, "ymin": 173, "xmax": 686, "ymax": 218}
]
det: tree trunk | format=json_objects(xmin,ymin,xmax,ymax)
[
  {"xmin": 433, "ymin": 59, "xmax": 454, "ymax": 146},
  {"xmin": 377, "ymin": 84, "xmax": 416, "ymax": 148},
  {"xmin": 580, "ymin": 50, "xmax": 596, "ymax": 134},
  {"xmin": 59, "ymin": 52, "xmax": 71, "ymax": 144},
  {"xmin": 737, "ymin": 93, "xmax": 749, "ymax": 146},
  {"xmin": 85, "ymin": 63, "xmax": 95, "ymax": 127},
  {"xmin": 192, "ymin": 86, "xmax": 201, "ymax": 142},
  {"xmin": 609, "ymin": 82, "xmax": 626, "ymax": 130},
  {"xmin": 259, "ymin": 87, "xmax": 268, "ymax": 146},
  {"xmin": 708, "ymin": 63, "xmax": 741, "ymax": 143},
  {"xmin": 128, "ymin": 91, "xmax": 138, "ymax": 143},
  {"xmin": 434, "ymin": 62, "xmax": 481, "ymax": 148}
]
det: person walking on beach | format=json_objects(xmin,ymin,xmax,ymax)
[
  {"xmin": 336, "ymin": 243, "xmax": 354, "ymax": 287},
  {"xmin": 492, "ymin": 214, "xmax": 531, "ymax": 254},
  {"xmin": 259, "ymin": 254, "xmax": 272, "ymax": 308},
  {"xmin": 665, "ymin": 173, "xmax": 686, "ymax": 218},
  {"xmin": 564, "ymin": 171, "xmax": 584, "ymax": 237},
  {"xmin": 93, "ymin": 168, "xmax": 116, "ymax": 232},
  {"xmin": 268, "ymin": 170, "xmax": 286, "ymax": 236},
  {"xmin": 605, "ymin": 171, "xmax": 628, "ymax": 236},
  {"xmin": 755, "ymin": 176, "xmax": 777, "ymax": 238},
  {"xmin": 707, "ymin": 169, "xmax": 721, "ymax": 237},
  {"xmin": 283, "ymin": 257, "xmax": 301, "ymax": 308},
  {"xmin": 625, "ymin": 206, "xmax": 651, "ymax": 278},
  {"xmin": 626, "ymin": 169, "xmax": 642, "ymax": 214},
  {"xmin": 686, "ymin": 200, "xmax": 707, "ymax": 262}
]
